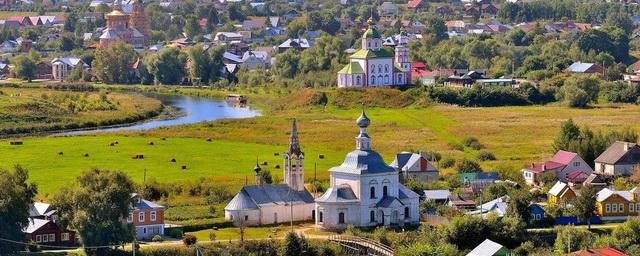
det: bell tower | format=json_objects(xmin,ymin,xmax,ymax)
[
  {"xmin": 129, "ymin": 0, "xmax": 148, "ymax": 37},
  {"xmin": 284, "ymin": 119, "xmax": 305, "ymax": 191}
]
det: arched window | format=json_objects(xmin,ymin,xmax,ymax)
[
  {"xmin": 338, "ymin": 212, "xmax": 345, "ymax": 224},
  {"xmin": 370, "ymin": 211, "xmax": 375, "ymax": 222},
  {"xmin": 356, "ymin": 76, "xmax": 361, "ymax": 85},
  {"xmin": 371, "ymin": 76, "xmax": 375, "ymax": 84},
  {"xmin": 385, "ymin": 65, "xmax": 389, "ymax": 73},
  {"xmin": 319, "ymin": 211, "xmax": 323, "ymax": 223},
  {"xmin": 404, "ymin": 207, "xmax": 409, "ymax": 219},
  {"xmin": 384, "ymin": 75, "xmax": 389, "ymax": 83},
  {"xmin": 368, "ymin": 42, "xmax": 371, "ymax": 48},
  {"xmin": 378, "ymin": 65, "xmax": 382, "ymax": 73},
  {"xmin": 398, "ymin": 74, "xmax": 403, "ymax": 83},
  {"xmin": 371, "ymin": 65, "xmax": 375, "ymax": 73},
  {"xmin": 383, "ymin": 186, "xmax": 388, "ymax": 197},
  {"xmin": 370, "ymin": 187, "xmax": 376, "ymax": 199}
]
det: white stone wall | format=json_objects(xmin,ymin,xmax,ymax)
[
  {"xmin": 366, "ymin": 58, "xmax": 395, "ymax": 87},
  {"xmin": 225, "ymin": 209, "xmax": 261, "ymax": 226},
  {"xmin": 557, "ymin": 156, "xmax": 594, "ymax": 181}
]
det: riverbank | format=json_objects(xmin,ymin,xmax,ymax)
[{"xmin": 0, "ymin": 87, "xmax": 164, "ymax": 137}]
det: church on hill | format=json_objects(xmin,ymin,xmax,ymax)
[
  {"xmin": 224, "ymin": 119, "xmax": 315, "ymax": 226},
  {"xmin": 337, "ymin": 18, "xmax": 412, "ymax": 88},
  {"xmin": 315, "ymin": 108, "xmax": 420, "ymax": 230}
]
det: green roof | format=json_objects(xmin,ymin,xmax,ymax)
[
  {"xmin": 338, "ymin": 62, "xmax": 364, "ymax": 74},
  {"xmin": 350, "ymin": 49, "xmax": 394, "ymax": 59},
  {"xmin": 363, "ymin": 27, "xmax": 381, "ymax": 39}
]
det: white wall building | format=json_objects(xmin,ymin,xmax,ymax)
[
  {"xmin": 315, "ymin": 108, "xmax": 420, "ymax": 230},
  {"xmin": 224, "ymin": 119, "xmax": 315, "ymax": 226}
]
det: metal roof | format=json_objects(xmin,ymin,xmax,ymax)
[
  {"xmin": 23, "ymin": 218, "xmax": 50, "ymax": 234},
  {"xmin": 316, "ymin": 184, "xmax": 359, "ymax": 203},
  {"xmin": 595, "ymin": 141, "xmax": 640, "ymax": 165},
  {"xmin": 548, "ymin": 181, "xmax": 568, "ymax": 196},
  {"xmin": 226, "ymin": 184, "xmax": 314, "ymax": 211},
  {"xmin": 466, "ymin": 239, "xmax": 506, "ymax": 256},
  {"xmin": 423, "ymin": 190, "xmax": 451, "ymax": 200},
  {"xmin": 225, "ymin": 189, "xmax": 258, "ymax": 211}
]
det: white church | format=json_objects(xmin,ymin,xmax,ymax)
[
  {"xmin": 337, "ymin": 17, "xmax": 412, "ymax": 88},
  {"xmin": 224, "ymin": 119, "xmax": 316, "ymax": 226},
  {"xmin": 315, "ymin": 108, "xmax": 420, "ymax": 230}
]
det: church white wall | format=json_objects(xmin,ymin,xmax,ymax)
[
  {"xmin": 225, "ymin": 209, "xmax": 261, "ymax": 226},
  {"xmin": 315, "ymin": 202, "xmax": 363, "ymax": 230},
  {"xmin": 259, "ymin": 203, "xmax": 315, "ymax": 225},
  {"xmin": 366, "ymin": 58, "xmax": 395, "ymax": 86},
  {"xmin": 331, "ymin": 172, "xmax": 361, "ymax": 198}
]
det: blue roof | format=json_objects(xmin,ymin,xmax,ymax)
[{"xmin": 476, "ymin": 172, "xmax": 499, "ymax": 180}]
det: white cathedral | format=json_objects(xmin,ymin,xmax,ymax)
[
  {"xmin": 337, "ymin": 18, "xmax": 412, "ymax": 88},
  {"xmin": 225, "ymin": 110, "xmax": 420, "ymax": 230},
  {"xmin": 315, "ymin": 108, "xmax": 420, "ymax": 230}
]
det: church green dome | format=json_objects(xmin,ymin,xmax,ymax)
[{"xmin": 362, "ymin": 28, "xmax": 380, "ymax": 39}]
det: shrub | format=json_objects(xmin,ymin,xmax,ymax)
[
  {"xmin": 26, "ymin": 240, "xmax": 40, "ymax": 252},
  {"xmin": 151, "ymin": 235, "xmax": 163, "ymax": 242},
  {"xmin": 440, "ymin": 157, "xmax": 455, "ymax": 168},
  {"xmin": 164, "ymin": 227, "xmax": 183, "ymax": 238},
  {"xmin": 476, "ymin": 151, "xmax": 497, "ymax": 161},
  {"xmin": 423, "ymin": 151, "xmax": 441, "ymax": 162},
  {"xmin": 448, "ymin": 143, "xmax": 464, "ymax": 151},
  {"xmin": 463, "ymin": 137, "xmax": 484, "ymax": 150},
  {"xmin": 456, "ymin": 159, "xmax": 482, "ymax": 173},
  {"xmin": 182, "ymin": 234, "xmax": 197, "ymax": 246}
]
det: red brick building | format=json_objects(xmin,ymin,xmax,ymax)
[{"xmin": 127, "ymin": 193, "xmax": 165, "ymax": 240}]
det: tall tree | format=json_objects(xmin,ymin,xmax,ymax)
[
  {"xmin": 146, "ymin": 47, "xmax": 187, "ymax": 85},
  {"xmin": 273, "ymin": 49, "xmax": 300, "ymax": 78},
  {"xmin": 0, "ymin": 166, "xmax": 37, "ymax": 255},
  {"xmin": 573, "ymin": 185, "xmax": 597, "ymax": 229},
  {"xmin": 552, "ymin": 119, "xmax": 580, "ymax": 152},
  {"xmin": 184, "ymin": 17, "xmax": 201, "ymax": 39},
  {"xmin": 93, "ymin": 40, "xmax": 137, "ymax": 84},
  {"xmin": 186, "ymin": 46, "xmax": 210, "ymax": 84},
  {"xmin": 53, "ymin": 169, "xmax": 136, "ymax": 255}
]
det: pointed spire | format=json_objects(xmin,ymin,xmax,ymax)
[
  {"xmin": 356, "ymin": 104, "xmax": 370, "ymax": 128},
  {"xmin": 254, "ymin": 157, "xmax": 261, "ymax": 173},
  {"xmin": 288, "ymin": 118, "xmax": 302, "ymax": 155}
]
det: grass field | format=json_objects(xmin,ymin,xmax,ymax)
[
  {"xmin": 187, "ymin": 225, "xmax": 294, "ymax": 241},
  {"xmin": 0, "ymin": 11, "xmax": 64, "ymax": 19},
  {"xmin": 0, "ymin": 87, "xmax": 162, "ymax": 135},
  {"xmin": 4, "ymin": 102, "xmax": 640, "ymax": 195}
]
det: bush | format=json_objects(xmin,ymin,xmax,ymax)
[
  {"xmin": 440, "ymin": 157, "xmax": 455, "ymax": 168},
  {"xmin": 209, "ymin": 231, "xmax": 216, "ymax": 241},
  {"xmin": 476, "ymin": 151, "xmax": 497, "ymax": 161},
  {"xmin": 463, "ymin": 137, "xmax": 484, "ymax": 150},
  {"xmin": 26, "ymin": 240, "xmax": 40, "ymax": 252},
  {"xmin": 164, "ymin": 227, "xmax": 184, "ymax": 238},
  {"xmin": 182, "ymin": 234, "xmax": 197, "ymax": 246},
  {"xmin": 151, "ymin": 235, "xmax": 163, "ymax": 242},
  {"xmin": 456, "ymin": 159, "xmax": 482, "ymax": 173},
  {"xmin": 423, "ymin": 151, "xmax": 442, "ymax": 162},
  {"xmin": 448, "ymin": 143, "xmax": 464, "ymax": 151}
]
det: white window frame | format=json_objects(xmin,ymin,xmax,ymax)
[
  {"xmin": 619, "ymin": 203, "xmax": 625, "ymax": 213},
  {"xmin": 61, "ymin": 233, "xmax": 69, "ymax": 241},
  {"xmin": 631, "ymin": 203, "xmax": 635, "ymax": 213},
  {"xmin": 127, "ymin": 213, "xmax": 133, "ymax": 223},
  {"xmin": 606, "ymin": 204, "xmax": 611, "ymax": 213},
  {"xmin": 612, "ymin": 203, "xmax": 618, "ymax": 213},
  {"xmin": 139, "ymin": 212, "xmax": 145, "ymax": 222},
  {"xmin": 36, "ymin": 235, "xmax": 42, "ymax": 243},
  {"xmin": 43, "ymin": 234, "xmax": 48, "ymax": 242},
  {"xmin": 151, "ymin": 211, "xmax": 156, "ymax": 221},
  {"xmin": 49, "ymin": 234, "xmax": 55, "ymax": 242}
]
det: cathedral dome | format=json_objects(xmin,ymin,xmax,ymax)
[
  {"xmin": 106, "ymin": 9, "xmax": 126, "ymax": 16},
  {"xmin": 356, "ymin": 108, "xmax": 370, "ymax": 128},
  {"xmin": 330, "ymin": 149, "xmax": 396, "ymax": 175}
]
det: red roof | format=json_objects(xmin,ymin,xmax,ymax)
[
  {"xmin": 566, "ymin": 170, "xmax": 589, "ymax": 183},
  {"xmin": 569, "ymin": 247, "xmax": 628, "ymax": 256},
  {"xmin": 551, "ymin": 150, "xmax": 577, "ymax": 165},
  {"xmin": 199, "ymin": 18, "xmax": 207, "ymax": 27},
  {"xmin": 406, "ymin": 0, "xmax": 424, "ymax": 9},
  {"xmin": 412, "ymin": 62, "xmax": 425, "ymax": 70},
  {"xmin": 632, "ymin": 60, "xmax": 640, "ymax": 71}
]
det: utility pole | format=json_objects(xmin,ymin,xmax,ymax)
[
  {"xmin": 313, "ymin": 162, "xmax": 317, "ymax": 198},
  {"xmin": 290, "ymin": 187, "xmax": 294, "ymax": 233},
  {"xmin": 132, "ymin": 239, "xmax": 136, "ymax": 256}
]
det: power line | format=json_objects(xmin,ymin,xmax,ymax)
[{"xmin": 0, "ymin": 237, "xmax": 121, "ymax": 250}]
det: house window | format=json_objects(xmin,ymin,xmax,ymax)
[
  {"xmin": 574, "ymin": 162, "xmax": 580, "ymax": 167},
  {"xmin": 244, "ymin": 215, "xmax": 248, "ymax": 221},
  {"xmin": 612, "ymin": 203, "xmax": 618, "ymax": 213},
  {"xmin": 319, "ymin": 211, "xmax": 323, "ymax": 223},
  {"xmin": 370, "ymin": 187, "xmax": 376, "ymax": 199},
  {"xmin": 606, "ymin": 204, "xmax": 611, "ymax": 213},
  {"xmin": 384, "ymin": 75, "xmax": 389, "ymax": 83},
  {"xmin": 356, "ymin": 76, "xmax": 361, "ymax": 85},
  {"xmin": 43, "ymin": 234, "xmax": 48, "ymax": 242},
  {"xmin": 151, "ymin": 211, "xmax": 156, "ymax": 221},
  {"xmin": 127, "ymin": 213, "xmax": 133, "ymax": 223},
  {"xmin": 36, "ymin": 235, "xmax": 42, "ymax": 243},
  {"xmin": 619, "ymin": 203, "xmax": 625, "ymax": 213},
  {"xmin": 61, "ymin": 233, "xmax": 69, "ymax": 241},
  {"xmin": 398, "ymin": 74, "xmax": 403, "ymax": 83},
  {"xmin": 139, "ymin": 212, "xmax": 145, "ymax": 222},
  {"xmin": 378, "ymin": 65, "xmax": 382, "ymax": 73},
  {"xmin": 49, "ymin": 234, "xmax": 55, "ymax": 242},
  {"xmin": 631, "ymin": 203, "xmax": 635, "ymax": 213},
  {"xmin": 385, "ymin": 65, "xmax": 389, "ymax": 73},
  {"xmin": 370, "ymin": 211, "xmax": 375, "ymax": 222},
  {"xmin": 404, "ymin": 207, "xmax": 410, "ymax": 219},
  {"xmin": 338, "ymin": 212, "xmax": 345, "ymax": 224},
  {"xmin": 143, "ymin": 228, "xmax": 147, "ymax": 234},
  {"xmin": 383, "ymin": 186, "xmax": 388, "ymax": 197}
]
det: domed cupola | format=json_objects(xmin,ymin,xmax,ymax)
[{"xmin": 355, "ymin": 105, "xmax": 371, "ymax": 150}]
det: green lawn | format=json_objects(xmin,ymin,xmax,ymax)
[{"xmin": 187, "ymin": 226, "xmax": 290, "ymax": 241}]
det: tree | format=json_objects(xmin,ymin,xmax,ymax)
[
  {"xmin": 424, "ymin": 17, "xmax": 448, "ymax": 43},
  {"xmin": 554, "ymin": 226, "xmax": 596, "ymax": 253},
  {"xmin": 184, "ymin": 17, "xmax": 201, "ymax": 39},
  {"xmin": 227, "ymin": 3, "xmax": 246, "ymax": 21},
  {"xmin": 64, "ymin": 11, "xmax": 78, "ymax": 32},
  {"xmin": 553, "ymin": 119, "xmax": 580, "ymax": 152},
  {"xmin": 53, "ymin": 169, "xmax": 136, "ymax": 255},
  {"xmin": 93, "ymin": 40, "xmax": 137, "ymax": 84},
  {"xmin": 573, "ymin": 185, "xmax": 597, "ymax": 229},
  {"xmin": 283, "ymin": 232, "xmax": 316, "ymax": 256},
  {"xmin": 59, "ymin": 32, "xmax": 76, "ymax": 51},
  {"xmin": 12, "ymin": 54, "xmax": 37, "ymax": 82},
  {"xmin": 186, "ymin": 46, "xmax": 210, "ymax": 84},
  {"xmin": 260, "ymin": 169, "xmax": 273, "ymax": 184},
  {"xmin": 0, "ymin": 166, "xmax": 37, "ymax": 255},
  {"xmin": 612, "ymin": 218, "xmax": 640, "ymax": 250},
  {"xmin": 456, "ymin": 159, "xmax": 482, "ymax": 173},
  {"xmin": 273, "ymin": 49, "xmax": 300, "ymax": 78},
  {"xmin": 146, "ymin": 47, "xmax": 187, "ymax": 85}
]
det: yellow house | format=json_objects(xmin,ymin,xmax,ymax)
[
  {"xmin": 548, "ymin": 181, "xmax": 577, "ymax": 205},
  {"xmin": 596, "ymin": 187, "xmax": 640, "ymax": 221}
]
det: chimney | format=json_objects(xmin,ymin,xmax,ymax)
[
  {"xmin": 624, "ymin": 143, "xmax": 630, "ymax": 152},
  {"xmin": 542, "ymin": 164, "xmax": 546, "ymax": 171},
  {"xmin": 530, "ymin": 163, "xmax": 534, "ymax": 168}
]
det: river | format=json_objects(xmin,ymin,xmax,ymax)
[{"xmin": 63, "ymin": 93, "xmax": 260, "ymax": 134}]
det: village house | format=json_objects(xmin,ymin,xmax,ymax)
[
  {"xmin": 521, "ymin": 150, "xmax": 593, "ymax": 185},
  {"xmin": 596, "ymin": 187, "xmax": 640, "ymax": 221},
  {"xmin": 214, "ymin": 32, "xmax": 244, "ymax": 44},
  {"xmin": 378, "ymin": 2, "xmax": 398, "ymax": 16},
  {"xmin": 241, "ymin": 50, "xmax": 270, "ymax": 70},
  {"xmin": 423, "ymin": 190, "xmax": 451, "ymax": 204},
  {"xmin": 278, "ymin": 38, "xmax": 314, "ymax": 53},
  {"xmin": 568, "ymin": 247, "xmax": 629, "ymax": 256},
  {"xmin": 389, "ymin": 151, "xmax": 439, "ymax": 183},
  {"xmin": 128, "ymin": 193, "xmax": 165, "ymax": 240},
  {"xmin": 467, "ymin": 196, "xmax": 508, "ymax": 218},
  {"xmin": 406, "ymin": 0, "xmax": 427, "ymax": 11},
  {"xmin": 224, "ymin": 119, "xmax": 315, "ymax": 226},
  {"xmin": 51, "ymin": 57, "xmax": 89, "ymax": 81},
  {"xmin": 24, "ymin": 219, "xmax": 77, "ymax": 246},
  {"xmin": 445, "ymin": 70, "xmax": 487, "ymax": 87},
  {"xmin": 315, "ymin": 108, "xmax": 420, "ymax": 230},
  {"xmin": 565, "ymin": 62, "xmax": 604, "ymax": 74},
  {"xmin": 467, "ymin": 239, "xmax": 510, "ymax": 256},
  {"xmin": 548, "ymin": 181, "xmax": 577, "ymax": 205},
  {"xmin": 595, "ymin": 141, "xmax": 640, "ymax": 176}
]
